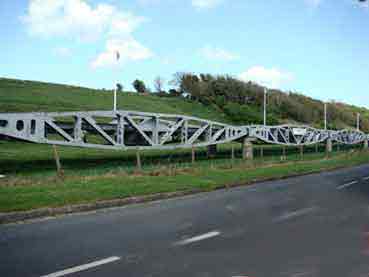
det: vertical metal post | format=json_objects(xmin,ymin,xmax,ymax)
[
  {"xmin": 153, "ymin": 116, "xmax": 159, "ymax": 145},
  {"xmin": 73, "ymin": 116, "xmax": 83, "ymax": 142},
  {"xmin": 113, "ymin": 51, "xmax": 120, "ymax": 112},
  {"xmin": 182, "ymin": 120, "xmax": 188, "ymax": 144},
  {"xmin": 324, "ymin": 102, "xmax": 327, "ymax": 130},
  {"xmin": 191, "ymin": 146, "xmax": 196, "ymax": 164},
  {"xmin": 113, "ymin": 85, "xmax": 117, "ymax": 112},
  {"xmin": 117, "ymin": 115, "xmax": 125, "ymax": 145},
  {"xmin": 263, "ymin": 88, "xmax": 267, "ymax": 126}
]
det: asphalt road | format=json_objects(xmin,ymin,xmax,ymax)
[{"xmin": 1, "ymin": 164, "xmax": 369, "ymax": 277}]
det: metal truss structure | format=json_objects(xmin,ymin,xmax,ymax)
[
  {"xmin": 250, "ymin": 125, "xmax": 331, "ymax": 146},
  {"xmin": 0, "ymin": 110, "xmax": 368, "ymax": 150}
]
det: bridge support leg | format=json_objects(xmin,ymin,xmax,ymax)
[
  {"xmin": 207, "ymin": 144, "xmax": 217, "ymax": 158},
  {"xmin": 242, "ymin": 138, "xmax": 254, "ymax": 161},
  {"xmin": 326, "ymin": 139, "xmax": 332, "ymax": 156},
  {"xmin": 364, "ymin": 140, "xmax": 368, "ymax": 150}
]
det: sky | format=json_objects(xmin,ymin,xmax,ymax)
[{"xmin": 1, "ymin": 0, "xmax": 369, "ymax": 107}]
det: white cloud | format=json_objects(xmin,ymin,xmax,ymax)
[
  {"xmin": 23, "ymin": 0, "xmax": 145, "ymax": 41},
  {"xmin": 200, "ymin": 46, "xmax": 238, "ymax": 62},
  {"xmin": 91, "ymin": 38, "xmax": 153, "ymax": 69},
  {"xmin": 239, "ymin": 66, "xmax": 293, "ymax": 89},
  {"xmin": 23, "ymin": 0, "xmax": 152, "ymax": 69},
  {"xmin": 192, "ymin": 0, "xmax": 224, "ymax": 9}
]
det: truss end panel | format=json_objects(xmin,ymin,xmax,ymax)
[{"xmin": 0, "ymin": 113, "xmax": 45, "ymax": 143}]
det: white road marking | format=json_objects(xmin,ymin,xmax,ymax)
[
  {"xmin": 40, "ymin": 256, "xmax": 121, "ymax": 277},
  {"xmin": 363, "ymin": 176, "xmax": 369, "ymax": 181},
  {"xmin": 274, "ymin": 207, "xmax": 317, "ymax": 223},
  {"xmin": 337, "ymin": 181, "xmax": 358, "ymax": 190},
  {"xmin": 175, "ymin": 231, "xmax": 221, "ymax": 246}
]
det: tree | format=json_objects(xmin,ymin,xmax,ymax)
[
  {"xmin": 154, "ymin": 76, "xmax": 165, "ymax": 93},
  {"xmin": 132, "ymin": 79, "xmax": 146, "ymax": 94},
  {"xmin": 171, "ymin": 72, "xmax": 201, "ymax": 99},
  {"xmin": 116, "ymin": 83, "xmax": 123, "ymax": 93}
]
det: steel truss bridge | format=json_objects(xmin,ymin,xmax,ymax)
[{"xmin": 0, "ymin": 110, "xmax": 368, "ymax": 150}]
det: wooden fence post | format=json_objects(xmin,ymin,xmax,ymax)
[
  {"xmin": 231, "ymin": 144, "xmax": 235, "ymax": 164},
  {"xmin": 282, "ymin": 146, "xmax": 287, "ymax": 161},
  {"xmin": 52, "ymin": 145, "xmax": 64, "ymax": 178},
  {"xmin": 136, "ymin": 148, "xmax": 142, "ymax": 171}
]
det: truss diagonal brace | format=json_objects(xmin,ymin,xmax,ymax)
[
  {"xmin": 84, "ymin": 116, "xmax": 116, "ymax": 146},
  {"xmin": 45, "ymin": 119, "xmax": 74, "ymax": 142}
]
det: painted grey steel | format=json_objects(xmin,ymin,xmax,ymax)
[
  {"xmin": 0, "ymin": 110, "xmax": 247, "ymax": 150},
  {"xmin": 263, "ymin": 88, "xmax": 267, "ymax": 126},
  {"xmin": 250, "ymin": 125, "xmax": 331, "ymax": 146},
  {"xmin": 324, "ymin": 102, "xmax": 327, "ymax": 130},
  {"xmin": 331, "ymin": 129, "xmax": 367, "ymax": 145},
  {"xmin": 0, "ymin": 110, "xmax": 368, "ymax": 150}
]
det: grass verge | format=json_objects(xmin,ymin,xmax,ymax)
[{"xmin": 0, "ymin": 149, "xmax": 368, "ymax": 213}]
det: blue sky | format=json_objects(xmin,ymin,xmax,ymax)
[{"xmin": 1, "ymin": 0, "xmax": 369, "ymax": 107}]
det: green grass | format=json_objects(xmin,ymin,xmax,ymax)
[
  {"xmin": 0, "ymin": 78, "xmax": 230, "ymax": 123},
  {"xmin": 1, "ymin": 139, "xmax": 357, "ymax": 178},
  {"xmin": 0, "ymin": 144, "xmax": 368, "ymax": 212}
]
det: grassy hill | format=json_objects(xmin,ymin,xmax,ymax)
[
  {"xmin": 0, "ymin": 78, "xmax": 230, "ymax": 123},
  {"xmin": 1, "ymin": 77, "xmax": 368, "ymax": 132}
]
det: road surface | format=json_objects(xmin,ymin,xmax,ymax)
[{"xmin": 1, "ymin": 164, "xmax": 369, "ymax": 277}]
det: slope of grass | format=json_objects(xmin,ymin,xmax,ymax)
[
  {"xmin": 0, "ymin": 149, "xmax": 368, "ymax": 213},
  {"xmin": 0, "ymin": 78, "xmax": 230, "ymax": 123}
]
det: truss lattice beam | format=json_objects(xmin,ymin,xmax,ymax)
[{"xmin": 0, "ymin": 110, "xmax": 367, "ymax": 150}]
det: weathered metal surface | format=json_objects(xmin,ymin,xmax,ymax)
[{"xmin": 0, "ymin": 110, "xmax": 367, "ymax": 150}]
